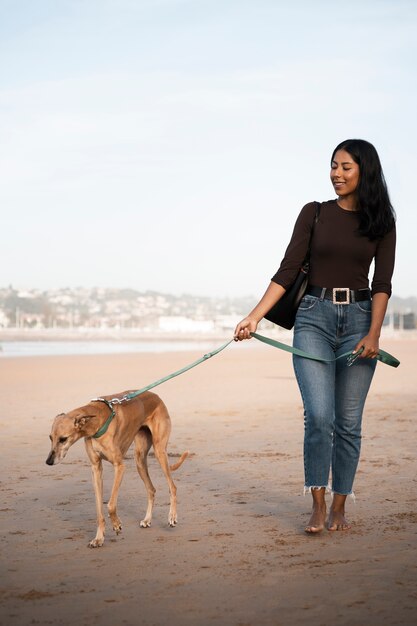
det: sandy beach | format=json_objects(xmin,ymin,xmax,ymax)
[{"xmin": 0, "ymin": 337, "xmax": 416, "ymax": 625}]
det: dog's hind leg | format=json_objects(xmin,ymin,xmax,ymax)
[
  {"xmin": 134, "ymin": 427, "xmax": 156, "ymax": 528},
  {"xmin": 152, "ymin": 438, "xmax": 178, "ymax": 527},
  {"xmin": 147, "ymin": 405, "xmax": 181, "ymax": 527}
]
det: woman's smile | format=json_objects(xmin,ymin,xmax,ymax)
[{"xmin": 330, "ymin": 149, "xmax": 360, "ymax": 207}]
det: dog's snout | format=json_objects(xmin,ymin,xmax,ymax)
[{"xmin": 46, "ymin": 451, "xmax": 55, "ymax": 465}]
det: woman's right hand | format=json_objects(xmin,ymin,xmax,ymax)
[
  {"xmin": 234, "ymin": 317, "xmax": 258, "ymax": 341},
  {"xmin": 233, "ymin": 282, "xmax": 284, "ymax": 341}
]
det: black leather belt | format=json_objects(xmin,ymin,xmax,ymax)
[{"xmin": 306, "ymin": 285, "xmax": 371, "ymax": 304}]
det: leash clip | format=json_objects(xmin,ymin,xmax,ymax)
[
  {"xmin": 109, "ymin": 396, "xmax": 130, "ymax": 405},
  {"xmin": 91, "ymin": 395, "xmax": 130, "ymax": 406},
  {"xmin": 347, "ymin": 347, "xmax": 364, "ymax": 367}
]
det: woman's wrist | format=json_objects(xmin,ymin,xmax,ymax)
[{"xmin": 247, "ymin": 312, "xmax": 262, "ymax": 324}]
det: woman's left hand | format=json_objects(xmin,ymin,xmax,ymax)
[{"xmin": 352, "ymin": 333, "xmax": 380, "ymax": 359}]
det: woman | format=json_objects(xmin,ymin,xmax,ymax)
[{"xmin": 234, "ymin": 139, "xmax": 396, "ymax": 533}]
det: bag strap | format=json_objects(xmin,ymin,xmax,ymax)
[{"xmin": 303, "ymin": 201, "xmax": 321, "ymax": 268}]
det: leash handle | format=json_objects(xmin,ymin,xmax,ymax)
[{"xmin": 250, "ymin": 332, "xmax": 400, "ymax": 367}]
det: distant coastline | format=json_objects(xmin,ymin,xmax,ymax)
[
  {"xmin": 0, "ymin": 327, "xmax": 239, "ymax": 343},
  {"xmin": 0, "ymin": 325, "xmax": 415, "ymax": 344},
  {"xmin": 0, "ymin": 325, "xmax": 285, "ymax": 358}
]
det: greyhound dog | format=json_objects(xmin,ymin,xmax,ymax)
[{"xmin": 46, "ymin": 390, "xmax": 188, "ymax": 548}]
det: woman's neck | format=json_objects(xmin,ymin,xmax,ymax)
[{"xmin": 337, "ymin": 194, "xmax": 358, "ymax": 212}]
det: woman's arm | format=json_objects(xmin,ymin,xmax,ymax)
[
  {"xmin": 355, "ymin": 223, "xmax": 395, "ymax": 359},
  {"xmin": 353, "ymin": 292, "xmax": 389, "ymax": 358},
  {"xmin": 234, "ymin": 282, "xmax": 286, "ymax": 340}
]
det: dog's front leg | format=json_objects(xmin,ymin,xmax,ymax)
[
  {"xmin": 107, "ymin": 461, "xmax": 125, "ymax": 535},
  {"xmin": 90, "ymin": 460, "xmax": 106, "ymax": 547},
  {"xmin": 85, "ymin": 440, "xmax": 106, "ymax": 548}
]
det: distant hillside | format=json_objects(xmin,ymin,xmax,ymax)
[
  {"xmin": 0, "ymin": 286, "xmax": 415, "ymax": 330},
  {"xmin": 0, "ymin": 286, "xmax": 257, "ymax": 329}
]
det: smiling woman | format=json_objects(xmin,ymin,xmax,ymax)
[
  {"xmin": 234, "ymin": 138, "xmax": 396, "ymax": 535},
  {"xmin": 330, "ymin": 150, "xmax": 360, "ymax": 208},
  {"xmin": 330, "ymin": 138, "xmax": 396, "ymax": 240}
]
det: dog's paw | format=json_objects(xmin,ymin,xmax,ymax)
[
  {"xmin": 88, "ymin": 537, "xmax": 104, "ymax": 548},
  {"xmin": 112, "ymin": 523, "xmax": 122, "ymax": 535},
  {"xmin": 140, "ymin": 519, "xmax": 151, "ymax": 528},
  {"xmin": 168, "ymin": 515, "xmax": 177, "ymax": 527}
]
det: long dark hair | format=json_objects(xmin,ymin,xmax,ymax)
[{"xmin": 331, "ymin": 139, "xmax": 396, "ymax": 240}]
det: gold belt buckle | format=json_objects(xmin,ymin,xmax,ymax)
[{"xmin": 332, "ymin": 288, "xmax": 350, "ymax": 304}]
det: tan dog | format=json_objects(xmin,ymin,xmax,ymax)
[{"xmin": 46, "ymin": 391, "xmax": 188, "ymax": 548}]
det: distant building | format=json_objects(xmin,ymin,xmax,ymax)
[
  {"xmin": 399, "ymin": 312, "xmax": 415, "ymax": 330},
  {"xmin": 384, "ymin": 311, "xmax": 416, "ymax": 330},
  {"xmin": 0, "ymin": 310, "xmax": 10, "ymax": 328}
]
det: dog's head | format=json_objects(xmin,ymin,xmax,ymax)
[{"xmin": 46, "ymin": 410, "xmax": 95, "ymax": 465}]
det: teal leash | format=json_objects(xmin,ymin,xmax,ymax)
[
  {"xmin": 125, "ymin": 339, "xmax": 235, "ymax": 400},
  {"xmin": 91, "ymin": 333, "xmax": 399, "ymax": 438},
  {"xmin": 90, "ymin": 339, "xmax": 234, "ymax": 438}
]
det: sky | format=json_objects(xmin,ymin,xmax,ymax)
[{"xmin": 1, "ymin": 0, "xmax": 416, "ymax": 299}]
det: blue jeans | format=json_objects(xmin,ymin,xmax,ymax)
[{"xmin": 293, "ymin": 293, "xmax": 377, "ymax": 496}]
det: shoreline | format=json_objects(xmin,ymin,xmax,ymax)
[
  {"xmin": 0, "ymin": 327, "xmax": 236, "ymax": 342},
  {"xmin": 0, "ymin": 327, "xmax": 412, "ymax": 360},
  {"xmin": 0, "ymin": 326, "xmax": 415, "ymax": 342}
]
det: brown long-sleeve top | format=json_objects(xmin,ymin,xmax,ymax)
[{"xmin": 271, "ymin": 200, "xmax": 396, "ymax": 297}]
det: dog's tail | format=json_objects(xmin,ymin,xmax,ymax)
[{"xmin": 170, "ymin": 450, "xmax": 189, "ymax": 471}]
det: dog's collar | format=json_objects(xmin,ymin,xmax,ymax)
[{"xmin": 90, "ymin": 398, "xmax": 116, "ymax": 439}]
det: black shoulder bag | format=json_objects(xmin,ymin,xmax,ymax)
[{"xmin": 264, "ymin": 202, "xmax": 321, "ymax": 330}]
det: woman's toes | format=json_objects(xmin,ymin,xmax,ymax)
[
  {"xmin": 305, "ymin": 508, "xmax": 326, "ymax": 534},
  {"xmin": 305, "ymin": 525, "xmax": 323, "ymax": 534},
  {"xmin": 327, "ymin": 512, "xmax": 350, "ymax": 531}
]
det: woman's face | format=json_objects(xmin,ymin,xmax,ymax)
[{"xmin": 330, "ymin": 149, "xmax": 360, "ymax": 198}]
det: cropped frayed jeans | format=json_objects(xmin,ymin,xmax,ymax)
[{"xmin": 293, "ymin": 294, "xmax": 377, "ymax": 496}]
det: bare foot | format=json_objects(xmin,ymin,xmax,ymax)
[
  {"xmin": 305, "ymin": 503, "xmax": 326, "ymax": 534},
  {"xmin": 327, "ymin": 508, "xmax": 351, "ymax": 531}
]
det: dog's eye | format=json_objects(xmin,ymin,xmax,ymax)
[
  {"xmin": 59, "ymin": 436, "xmax": 68, "ymax": 444},
  {"xmin": 49, "ymin": 435, "xmax": 52, "ymax": 441}
]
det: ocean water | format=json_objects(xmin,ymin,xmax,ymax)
[{"xmin": 0, "ymin": 340, "xmax": 221, "ymax": 358}]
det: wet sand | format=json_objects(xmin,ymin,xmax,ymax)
[{"xmin": 0, "ymin": 338, "xmax": 416, "ymax": 625}]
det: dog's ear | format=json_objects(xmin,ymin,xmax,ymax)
[{"xmin": 74, "ymin": 415, "xmax": 94, "ymax": 431}]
